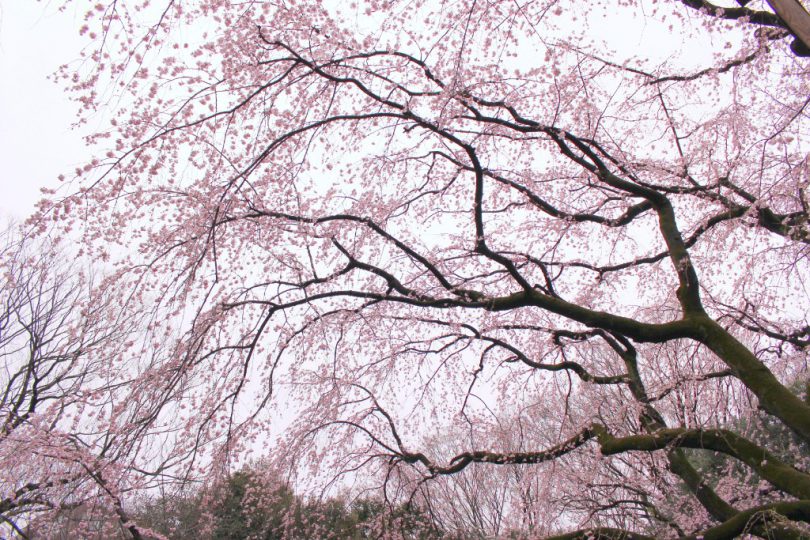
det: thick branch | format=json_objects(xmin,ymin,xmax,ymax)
[
  {"xmin": 685, "ymin": 500, "xmax": 810, "ymax": 540},
  {"xmin": 593, "ymin": 425, "xmax": 810, "ymax": 500},
  {"xmin": 400, "ymin": 426, "xmax": 595, "ymax": 475},
  {"xmin": 766, "ymin": 0, "xmax": 810, "ymax": 54},
  {"xmin": 694, "ymin": 317, "xmax": 810, "ymax": 444}
]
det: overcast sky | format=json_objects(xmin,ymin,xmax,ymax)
[
  {"xmin": 0, "ymin": 1, "xmax": 87, "ymax": 222},
  {"xmin": 0, "ymin": 1, "xmax": 723, "ymax": 226}
]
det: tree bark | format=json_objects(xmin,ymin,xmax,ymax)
[{"xmin": 766, "ymin": 0, "xmax": 810, "ymax": 54}]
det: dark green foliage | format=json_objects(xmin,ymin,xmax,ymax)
[
  {"xmin": 210, "ymin": 471, "xmax": 295, "ymax": 539},
  {"xmin": 132, "ymin": 468, "xmax": 444, "ymax": 540}
]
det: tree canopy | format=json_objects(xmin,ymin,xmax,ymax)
[{"xmin": 6, "ymin": 0, "xmax": 810, "ymax": 537}]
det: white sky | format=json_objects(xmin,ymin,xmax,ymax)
[
  {"xmin": 0, "ymin": 0, "xmax": 723, "ymax": 225},
  {"xmin": 0, "ymin": 1, "xmax": 87, "ymax": 221}
]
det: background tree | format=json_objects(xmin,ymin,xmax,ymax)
[
  {"xmin": 131, "ymin": 465, "xmax": 442, "ymax": 540},
  {"xmin": 28, "ymin": 0, "xmax": 810, "ymax": 537},
  {"xmin": 0, "ymin": 228, "xmax": 168, "ymax": 539}
]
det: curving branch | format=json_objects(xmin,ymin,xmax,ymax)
[{"xmin": 592, "ymin": 425, "xmax": 810, "ymax": 501}]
